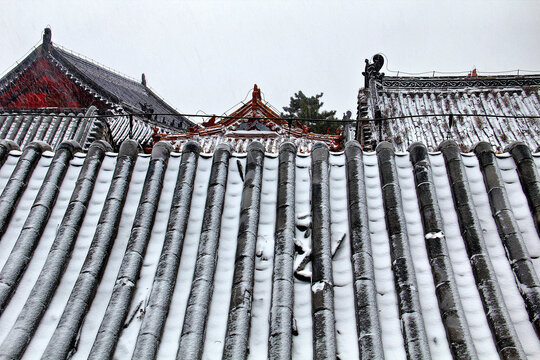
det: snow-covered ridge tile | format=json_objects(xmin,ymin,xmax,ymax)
[{"xmin": 329, "ymin": 153, "xmax": 359, "ymax": 359}]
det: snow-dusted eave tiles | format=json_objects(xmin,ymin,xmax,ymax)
[
  {"xmin": 0, "ymin": 138, "xmax": 539, "ymax": 359},
  {"xmin": 0, "ymin": 110, "xmax": 103, "ymax": 151},
  {"xmin": 0, "ymin": 110, "xmax": 155, "ymax": 151},
  {"xmin": 358, "ymin": 80, "xmax": 540, "ymax": 152},
  {"xmin": 158, "ymin": 132, "xmax": 343, "ymax": 156}
]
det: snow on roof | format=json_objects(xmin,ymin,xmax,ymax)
[
  {"xmin": 0, "ymin": 109, "xmax": 171, "ymax": 150},
  {"xmin": 52, "ymin": 46, "xmax": 192, "ymax": 130},
  {"xmin": 359, "ymin": 56, "xmax": 540, "ymax": 152},
  {"xmin": 0, "ymin": 138, "xmax": 538, "ymax": 358}
]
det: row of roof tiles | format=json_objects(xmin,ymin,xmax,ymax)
[
  {"xmin": 365, "ymin": 86, "xmax": 540, "ymax": 152},
  {"xmin": 359, "ymin": 61, "xmax": 540, "ymax": 152},
  {"xmin": 0, "ymin": 139, "xmax": 538, "ymax": 359},
  {"xmin": 0, "ymin": 109, "xmax": 163, "ymax": 151}
]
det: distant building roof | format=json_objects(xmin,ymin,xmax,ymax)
[
  {"xmin": 0, "ymin": 108, "xmax": 109, "ymax": 151},
  {"xmin": 156, "ymin": 84, "xmax": 343, "ymax": 153},
  {"xmin": 0, "ymin": 28, "xmax": 193, "ymax": 149},
  {"xmin": 358, "ymin": 55, "xmax": 540, "ymax": 152},
  {"xmin": 0, "ymin": 138, "xmax": 538, "ymax": 358}
]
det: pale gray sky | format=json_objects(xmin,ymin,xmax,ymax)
[{"xmin": 1, "ymin": 0, "xmax": 540, "ymax": 119}]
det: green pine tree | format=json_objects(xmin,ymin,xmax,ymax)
[{"xmin": 281, "ymin": 91, "xmax": 339, "ymax": 134}]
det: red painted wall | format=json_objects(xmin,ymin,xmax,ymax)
[{"xmin": 0, "ymin": 58, "xmax": 105, "ymax": 109}]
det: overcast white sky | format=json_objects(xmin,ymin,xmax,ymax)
[{"xmin": 1, "ymin": 0, "xmax": 540, "ymax": 120}]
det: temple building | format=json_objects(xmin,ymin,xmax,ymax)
[
  {"xmin": 154, "ymin": 84, "xmax": 343, "ymax": 154},
  {"xmin": 0, "ymin": 28, "xmax": 193, "ymax": 150},
  {"xmin": 358, "ymin": 54, "xmax": 540, "ymax": 151}
]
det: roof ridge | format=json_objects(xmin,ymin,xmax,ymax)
[{"xmin": 384, "ymin": 74, "xmax": 540, "ymax": 80}]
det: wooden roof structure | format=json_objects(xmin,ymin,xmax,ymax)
[{"xmin": 155, "ymin": 85, "xmax": 343, "ymax": 154}]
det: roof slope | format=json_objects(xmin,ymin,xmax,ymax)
[
  {"xmin": 358, "ymin": 56, "xmax": 540, "ymax": 152},
  {"xmin": 53, "ymin": 47, "xmax": 191, "ymax": 130},
  {"xmin": 0, "ymin": 139, "xmax": 538, "ymax": 358}
]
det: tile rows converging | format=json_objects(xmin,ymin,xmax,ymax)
[{"xmin": 0, "ymin": 137, "xmax": 538, "ymax": 359}]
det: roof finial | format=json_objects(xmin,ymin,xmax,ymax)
[
  {"xmin": 43, "ymin": 27, "xmax": 52, "ymax": 52},
  {"xmin": 362, "ymin": 53, "xmax": 385, "ymax": 88},
  {"xmin": 141, "ymin": 73, "xmax": 147, "ymax": 86},
  {"xmin": 252, "ymin": 84, "xmax": 261, "ymax": 101}
]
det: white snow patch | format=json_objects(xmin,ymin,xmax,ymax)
[
  {"xmin": 394, "ymin": 153, "xmax": 451, "ymax": 359},
  {"xmin": 363, "ymin": 152, "xmax": 406, "ymax": 359},
  {"xmin": 248, "ymin": 155, "xmax": 278, "ymax": 359},
  {"xmin": 425, "ymin": 231, "xmax": 444, "ymax": 240},
  {"xmin": 462, "ymin": 155, "xmax": 540, "ymax": 357},
  {"xmin": 157, "ymin": 155, "xmax": 212, "ymax": 359}
]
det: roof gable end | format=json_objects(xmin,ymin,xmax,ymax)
[{"xmin": 0, "ymin": 57, "xmax": 106, "ymax": 110}]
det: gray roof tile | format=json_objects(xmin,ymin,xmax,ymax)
[{"xmin": 0, "ymin": 140, "xmax": 538, "ymax": 358}]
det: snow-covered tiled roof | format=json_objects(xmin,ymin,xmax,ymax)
[
  {"xmin": 358, "ymin": 56, "xmax": 540, "ymax": 152},
  {"xmin": 52, "ymin": 47, "xmax": 192, "ymax": 131},
  {"xmin": 0, "ymin": 138, "xmax": 538, "ymax": 359},
  {"xmin": 0, "ymin": 110, "xmax": 102, "ymax": 151},
  {"xmin": 0, "ymin": 109, "xmax": 167, "ymax": 151}
]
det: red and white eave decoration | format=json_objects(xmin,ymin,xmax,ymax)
[{"xmin": 153, "ymin": 85, "xmax": 343, "ymax": 154}]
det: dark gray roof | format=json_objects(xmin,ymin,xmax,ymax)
[
  {"xmin": 0, "ymin": 139, "xmax": 538, "ymax": 359},
  {"xmin": 52, "ymin": 47, "xmax": 192, "ymax": 131}
]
